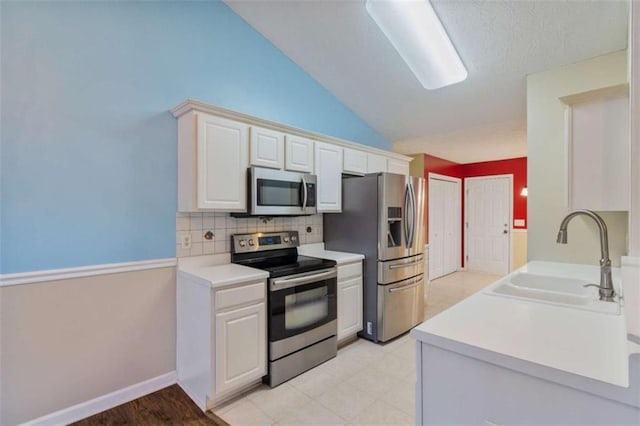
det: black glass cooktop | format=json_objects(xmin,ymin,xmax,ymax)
[{"xmin": 233, "ymin": 252, "xmax": 336, "ymax": 278}]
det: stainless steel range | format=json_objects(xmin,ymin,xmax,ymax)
[{"xmin": 231, "ymin": 231, "xmax": 337, "ymax": 387}]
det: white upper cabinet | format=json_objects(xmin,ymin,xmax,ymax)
[
  {"xmin": 172, "ymin": 100, "xmax": 413, "ymax": 213},
  {"xmin": 249, "ymin": 126, "xmax": 285, "ymax": 169},
  {"xmin": 367, "ymin": 153, "xmax": 387, "ymax": 173},
  {"xmin": 315, "ymin": 141, "xmax": 343, "ymax": 212},
  {"xmin": 387, "ymin": 158, "xmax": 410, "ymax": 176},
  {"xmin": 562, "ymin": 85, "xmax": 630, "ymax": 211},
  {"xmin": 343, "ymin": 148, "xmax": 368, "ymax": 175},
  {"xmin": 177, "ymin": 111, "xmax": 248, "ymax": 212},
  {"xmin": 285, "ymin": 135, "xmax": 314, "ymax": 173}
]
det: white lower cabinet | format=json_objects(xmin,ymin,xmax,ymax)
[
  {"xmin": 214, "ymin": 301, "xmax": 266, "ymax": 395},
  {"xmin": 177, "ymin": 275, "xmax": 267, "ymax": 411},
  {"xmin": 337, "ymin": 260, "xmax": 363, "ymax": 343}
]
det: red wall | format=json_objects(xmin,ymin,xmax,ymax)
[
  {"xmin": 462, "ymin": 157, "xmax": 528, "ymax": 229},
  {"xmin": 420, "ymin": 154, "xmax": 528, "ymax": 268}
]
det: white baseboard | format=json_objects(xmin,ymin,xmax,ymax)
[
  {"xmin": 20, "ymin": 371, "xmax": 177, "ymax": 426},
  {"xmin": 176, "ymin": 379, "xmax": 207, "ymax": 412}
]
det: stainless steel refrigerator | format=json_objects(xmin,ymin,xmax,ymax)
[{"xmin": 324, "ymin": 173, "xmax": 425, "ymax": 342}]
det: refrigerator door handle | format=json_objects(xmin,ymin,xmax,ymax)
[
  {"xmin": 403, "ymin": 184, "xmax": 411, "ymax": 248},
  {"xmin": 410, "ymin": 181, "xmax": 417, "ymax": 248},
  {"xmin": 406, "ymin": 182, "xmax": 415, "ymax": 249}
]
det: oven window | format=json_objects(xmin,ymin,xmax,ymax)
[
  {"xmin": 257, "ymin": 179, "xmax": 301, "ymax": 207},
  {"xmin": 269, "ymin": 277, "xmax": 337, "ymax": 342},
  {"xmin": 285, "ymin": 286, "xmax": 328, "ymax": 330}
]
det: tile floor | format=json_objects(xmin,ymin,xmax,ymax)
[{"xmin": 215, "ymin": 270, "xmax": 502, "ymax": 426}]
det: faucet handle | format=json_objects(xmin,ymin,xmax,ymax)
[{"xmin": 583, "ymin": 283, "xmax": 604, "ymax": 290}]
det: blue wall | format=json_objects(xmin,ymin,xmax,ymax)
[{"xmin": 0, "ymin": 1, "xmax": 389, "ymax": 274}]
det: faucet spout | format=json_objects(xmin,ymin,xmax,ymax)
[{"xmin": 556, "ymin": 210, "xmax": 614, "ymax": 302}]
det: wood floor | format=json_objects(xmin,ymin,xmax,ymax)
[{"xmin": 71, "ymin": 385, "xmax": 228, "ymax": 426}]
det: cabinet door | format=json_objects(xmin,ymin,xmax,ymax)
[
  {"xmin": 566, "ymin": 91, "xmax": 629, "ymax": 210},
  {"xmin": 285, "ymin": 135, "xmax": 314, "ymax": 173},
  {"xmin": 214, "ymin": 302, "xmax": 266, "ymax": 396},
  {"xmin": 197, "ymin": 113, "xmax": 248, "ymax": 211},
  {"xmin": 343, "ymin": 148, "xmax": 367, "ymax": 175},
  {"xmin": 367, "ymin": 153, "xmax": 387, "ymax": 173},
  {"xmin": 387, "ymin": 158, "xmax": 410, "ymax": 176},
  {"xmin": 250, "ymin": 126, "xmax": 285, "ymax": 169},
  {"xmin": 338, "ymin": 276, "xmax": 363, "ymax": 341},
  {"xmin": 315, "ymin": 141, "xmax": 343, "ymax": 212}
]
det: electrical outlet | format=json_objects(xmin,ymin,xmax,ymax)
[{"xmin": 181, "ymin": 234, "xmax": 192, "ymax": 249}]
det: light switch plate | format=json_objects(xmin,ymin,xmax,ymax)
[{"xmin": 514, "ymin": 219, "xmax": 526, "ymax": 227}]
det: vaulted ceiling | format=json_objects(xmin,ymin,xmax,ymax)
[{"xmin": 226, "ymin": 0, "xmax": 628, "ymax": 163}]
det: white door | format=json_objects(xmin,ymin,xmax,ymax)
[
  {"xmin": 466, "ymin": 176, "xmax": 511, "ymax": 275},
  {"xmin": 249, "ymin": 126, "xmax": 284, "ymax": 169},
  {"xmin": 429, "ymin": 177, "xmax": 460, "ymax": 280},
  {"xmin": 214, "ymin": 302, "xmax": 266, "ymax": 395},
  {"xmin": 315, "ymin": 141, "xmax": 343, "ymax": 212},
  {"xmin": 196, "ymin": 113, "xmax": 248, "ymax": 211},
  {"xmin": 337, "ymin": 276, "xmax": 363, "ymax": 341},
  {"xmin": 285, "ymin": 135, "xmax": 314, "ymax": 173}
]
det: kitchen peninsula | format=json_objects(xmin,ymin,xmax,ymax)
[{"xmin": 411, "ymin": 261, "xmax": 640, "ymax": 425}]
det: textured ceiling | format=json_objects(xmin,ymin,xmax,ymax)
[{"xmin": 226, "ymin": 0, "xmax": 628, "ymax": 163}]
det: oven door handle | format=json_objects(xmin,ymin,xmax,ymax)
[{"xmin": 270, "ymin": 268, "xmax": 337, "ymax": 292}]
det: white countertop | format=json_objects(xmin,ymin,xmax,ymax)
[
  {"xmin": 178, "ymin": 254, "xmax": 269, "ymax": 289},
  {"xmin": 298, "ymin": 243, "xmax": 365, "ymax": 264},
  {"xmin": 411, "ymin": 261, "xmax": 634, "ymax": 389}
]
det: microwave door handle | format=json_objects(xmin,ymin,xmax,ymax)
[{"xmin": 301, "ymin": 176, "xmax": 308, "ymax": 211}]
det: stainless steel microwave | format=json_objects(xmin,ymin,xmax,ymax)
[{"xmin": 247, "ymin": 167, "xmax": 317, "ymax": 216}]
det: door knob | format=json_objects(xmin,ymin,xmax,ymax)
[{"xmin": 503, "ymin": 230, "xmax": 508, "ymax": 234}]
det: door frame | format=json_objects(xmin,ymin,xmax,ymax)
[
  {"xmin": 464, "ymin": 174, "xmax": 514, "ymax": 275},
  {"xmin": 428, "ymin": 173, "xmax": 462, "ymax": 278}
]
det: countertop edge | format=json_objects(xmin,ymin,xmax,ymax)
[
  {"xmin": 178, "ymin": 264, "xmax": 269, "ymax": 289},
  {"xmin": 410, "ymin": 329, "xmax": 639, "ymax": 408}
]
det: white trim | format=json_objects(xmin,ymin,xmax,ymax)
[
  {"xmin": 20, "ymin": 371, "xmax": 177, "ymax": 426},
  {"xmin": 427, "ymin": 173, "xmax": 462, "ymax": 280},
  {"xmin": 177, "ymin": 379, "xmax": 207, "ymax": 412},
  {"xmin": 464, "ymin": 174, "xmax": 514, "ymax": 275},
  {"xmin": 630, "ymin": 1, "xmax": 640, "ymax": 256},
  {"xmin": 171, "ymin": 99, "xmax": 412, "ymax": 162},
  {"xmin": 0, "ymin": 258, "xmax": 177, "ymax": 287}
]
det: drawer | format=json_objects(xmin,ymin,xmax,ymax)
[
  {"xmin": 378, "ymin": 254, "xmax": 424, "ymax": 285},
  {"xmin": 215, "ymin": 281, "xmax": 265, "ymax": 311},
  {"xmin": 338, "ymin": 261, "xmax": 362, "ymax": 280}
]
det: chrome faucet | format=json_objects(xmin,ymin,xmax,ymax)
[{"xmin": 556, "ymin": 210, "xmax": 615, "ymax": 302}]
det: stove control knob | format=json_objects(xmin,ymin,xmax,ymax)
[
  {"xmin": 248, "ymin": 239, "xmax": 255, "ymax": 246},
  {"xmin": 291, "ymin": 235, "xmax": 297, "ymax": 242},
  {"xmin": 238, "ymin": 240, "xmax": 246, "ymax": 247},
  {"xmin": 283, "ymin": 236, "xmax": 290, "ymax": 243}
]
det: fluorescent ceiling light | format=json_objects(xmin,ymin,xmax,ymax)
[{"xmin": 365, "ymin": 0, "xmax": 467, "ymax": 90}]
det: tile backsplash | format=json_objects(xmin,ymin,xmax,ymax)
[{"xmin": 176, "ymin": 213, "xmax": 323, "ymax": 257}]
